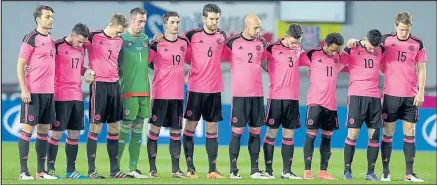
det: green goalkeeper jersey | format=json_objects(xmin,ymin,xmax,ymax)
[{"xmin": 119, "ymin": 32, "xmax": 150, "ymax": 98}]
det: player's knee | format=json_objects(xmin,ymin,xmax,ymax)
[
  {"xmin": 67, "ymin": 130, "xmax": 81, "ymax": 139},
  {"xmin": 369, "ymin": 128, "xmax": 381, "ymax": 141},
  {"xmin": 134, "ymin": 117, "xmax": 145, "ymax": 124},
  {"xmin": 249, "ymin": 127, "xmax": 261, "ymax": 137},
  {"xmin": 132, "ymin": 124, "xmax": 143, "ymax": 134},
  {"xmin": 169, "ymin": 128, "xmax": 181, "ymax": 134},
  {"xmin": 266, "ymin": 128, "xmax": 278, "ymax": 138},
  {"xmin": 89, "ymin": 123, "xmax": 102, "ymax": 134},
  {"xmin": 282, "ymin": 128, "xmax": 295, "ymax": 138},
  {"xmin": 120, "ymin": 124, "xmax": 131, "ymax": 133},
  {"xmin": 36, "ymin": 124, "xmax": 50, "ymax": 134},
  {"xmin": 306, "ymin": 129, "xmax": 317, "ymax": 138},
  {"xmin": 383, "ymin": 126, "xmax": 395, "ymax": 136},
  {"xmin": 206, "ymin": 122, "xmax": 217, "ymax": 133},
  {"xmin": 347, "ymin": 128, "xmax": 360, "ymax": 140},
  {"xmin": 231, "ymin": 127, "xmax": 243, "ymax": 137},
  {"xmin": 50, "ymin": 130, "xmax": 63, "ymax": 140},
  {"xmin": 403, "ymin": 122, "xmax": 416, "ymax": 136},
  {"xmin": 321, "ymin": 130, "xmax": 333, "ymax": 139},
  {"xmin": 22, "ymin": 124, "xmax": 35, "ymax": 133},
  {"xmin": 148, "ymin": 124, "xmax": 161, "ymax": 133},
  {"xmin": 107, "ymin": 123, "xmax": 120, "ymax": 134},
  {"xmin": 185, "ymin": 120, "xmax": 198, "ymax": 131}
]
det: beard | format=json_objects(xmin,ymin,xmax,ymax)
[{"xmin": 206, "ymin": 24, "xmax": 217, "ymax": 32}]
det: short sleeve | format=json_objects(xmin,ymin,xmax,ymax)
[
  {"xmin": 18, "ymin": 43, "xmax": 34, "ymax": 62},
  {"xmin": 298, "ymin": 52, "xmax": 311, "ymax": 67},
  {"xmin": 416, "ymin": 48, "xmax": 427, "ymax": 63},
  {"xmin": 221, "ymin": 44, "xmax": 231, "ymax": 62},
  {"xmin": 148, "ymin": 41, "xmax": 158, "ymax": 64}
]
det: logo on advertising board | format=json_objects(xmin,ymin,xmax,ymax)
[{"xmin": 422, "ymin": 114, "xmax": 436, "ymax": 148}]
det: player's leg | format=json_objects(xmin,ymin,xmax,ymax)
[
  {"xmin": 87, "ymin": 82, "xmax": 106, "ymax": 179},
  {"xmin": 248, "ymin": 97, "xmax": 267, "ymax": 179},
  {"xmin": 229, "ymin": 97, "xmax": 247, "ymax": 179},
  {"xmin": 18, "ymin": 95, "xmax": 38, "ymax": 180},
  {"xmin": 47, "ymin": 101, "xmax": 70, "ymax": 177},
  {"xmin": 124, "ymin": 96, "xmax": 150, "ymax": 178},
  {"xmin": 182, "ymin": 91, "xmax": 201, "ymax": 177},
  {"xmin": 118, "ymin": 97, "xmax": 137, "ymax": 169},
  {"xmin": 280, "ymin": 100, "xmax": 302, "ymax": 179},
  {"xmin": 169, "ymin": 100, "xmax": 186, "ymax": 178},
  {"xmin": 107, "ymin": 82, "xmax": 132, "ymax": 179},
  {"xmin": 380, "ymin": 94, "xmax": 400, "ymax": 181},
  {"xmin": 65, "ymin": 101, "xmax": 87, "ymax": 179},
  {"xmin": 127, "ymin": 96, "xmax": 151, "ymax": 178},
  {"xmin": 401, "ymin": 98, "xmax": 423, "ymax": 182},
  {"xmin": 147, "ymin": 99, "xmax": 166, "ymax": 178},
  {"xmin": 318, "ymin": 108, "xmax": 338, "ymax": 180},
  {"xmin": 364, "ymin": 97, "xmax": 383, "ymax": 181},
  {"xmin": 36, "ymin": 94, "xmax": 58, "ymax": 180},
  {"xmin": 303, "ymin": 105, "xmax": 321, "ymax": 180},
  {"xmin": 263, "ymin": 99, "xmax": 280, "ymax": 177},
  {"xmin": 202, "ymin": 92, "xmax": 224, "ymax": 178},
  {"xmin": 343, "ymin": 96, "xmax": 364, "ymax": 180}
]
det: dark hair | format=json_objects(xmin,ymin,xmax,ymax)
[
  {"xmin": 72, "ymin": 23, "xmax": 90, "ymax": 38},
  {"xmin": 130, "ymin": 7, "xmax": 146, "ymax": 17},
  {"xmin": 163, "ymin": 11, "xmax": 179, "ymax": 24},
  {"xmin": 286, "ymin": 24, "xmax": 303, "ymax": 39},
  {"xmin": 325, "ymin": 32, "xmax": 344, "ymax": 46},
  {"xmin": 110, "ymin": 13, "xmax": 128, "ymax": 28},
  {"xmin": 366, "ymin": 29, "xmax": 382, "ymax": 47},
  {"xmin": 33, "ymin": 5, "xmax": 54, "ymax": 23},
  {"xmin": 202, "ymin": 3, "xmax": 221, "ymax": 17}
]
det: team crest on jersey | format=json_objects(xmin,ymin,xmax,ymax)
[
  {"xmin": 216, "ymin": 38, "xmax": 222, "ymax": 45},
  {"xmin": 232, "ymin": 117, "xmax": 238, "ymax": 123},
  {"xmin": 125, "ymin": 109, "xmax": 130, "ymax": 116},
  {"xmin": 334, "ymin": 58, "xmax": 339, "ymax": 64},
  {"xmin": 349, "ymin": 118, "xmax": 355, "ymax": 124},
  {"xmin": 28, "ymin": 115, "xmax": 35, "ymax": 122},
  {"xmin": 144, "ymin": 41, "xmax": 148, "ymax": 48},
  {"xmin": 408, "ymin": 45, "xmax": 415, "ymax": 51},
  {"xmin": 54, "ymin": 120, "xmax": 61, "ymax": 127},
  {"xmin": 128, "ymin": 42, "xmax": 133, "ymax": 47},
  {"xmin": 180, "ymin": 46, "xmax": 185, "ymax": 51},
  {"xmin": 268, "ymin": 119, "xmax": 275, "ymax": 125},
  {"xmin": 373, "ymin": 51, "xmax": 378, "ymax": 56},
  {"xmin": 293, "ymin": 49, "xmax": 299, "ymax": 54},
  {"xmin": 307, "ymin": 119, "xmax": 313, "ymax": 125},
  {"xmin": 256, "ymin": 45, "xmax": 261, "ymax": 51}
]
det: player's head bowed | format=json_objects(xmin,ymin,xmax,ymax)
[
  {"xmin": 70, "ymin": 23, "xmax": 89, "ymax": 48},
  {"xmin": 395, "ymin": 11, "xmax": 412, "ymax": 40},
  {"xmin": 362, "ymin": 29, "xmax": 382, "ymax": 53},
  {"xmin": 107, "ymin": 13, "xmax": 128, "ymax": 38},
  {"xmin": 284, "ymin": 24, "xmax": 303, "ymax": 48},
  {"xmin": 163, "ymin": 11, "xmax": 180, "ymax": 35},
  {"xmin": 129, "ymin": 7, "xmax": 147, "ymax": 35},
  {"xmin": 33, "ymin": 5, "xmax": 54, "ymax": 29},
  {"xmin": 244, "ymin": 14, "xmax": 262, "ymax": 39},
  {"xmin": 324, "ymin": 32, "xmax": 344, "ymax": 57},
  {"xmin": 203, "ymin": 3, "xmax": 221, "ymax": 33}
]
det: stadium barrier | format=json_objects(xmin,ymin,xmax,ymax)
[{"xmin": 2, "ymin": 99, "xmax": 436, "ymax": 151}]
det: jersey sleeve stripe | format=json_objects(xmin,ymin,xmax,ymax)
[
  {"xmin": 225, "ymin": 34, "xmax": 241, "ymax": 50},
  {"xmin": 22, "ymin": 31, "xmax": 37, "ymax": 44}
]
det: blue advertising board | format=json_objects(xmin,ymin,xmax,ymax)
[{"xmin": 2, "ymin": 99, "xmax": 436, "ymax": 151}]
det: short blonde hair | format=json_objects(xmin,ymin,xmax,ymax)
[
  {"xmin": 395, "ymin": 11, "xmax": 412, "ymax": 26},
  {"xmin": 110, "ymin": 13, "xmax": 128, "ymax": 28}
]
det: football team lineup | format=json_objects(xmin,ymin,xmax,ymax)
[{"xmin": 11, "ymin": 2, "xmax": 429, "ymax": 183}]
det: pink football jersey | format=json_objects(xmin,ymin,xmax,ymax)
[
  {"xmin": 381, "ymin": 33, "xmax": 427, "ymax": 97},
  {"xmin": 223, "ymin": 33, "xmax": 268, "ymax": 97},
  {"xmin": 18, "ymin": 30, "xmax": 55, "ymax": 93},
  {"xmin": 54, "ymin": 38, "xmax": 87, "ymax": 101},
  {"xmin": 148, "ymin": 37, "xmax": 189, "ymax": 99},
  {"xmin": 183, "ymin": 27, "xmax": 227, "ymax": 93}
]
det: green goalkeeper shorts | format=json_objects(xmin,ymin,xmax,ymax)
[{"xmin": 123, "ymin": 96, "xmax": 151, "ymax": 121}]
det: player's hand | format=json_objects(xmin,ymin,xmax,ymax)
[
  {"xmin": 84, "ymin": 68, "xmax": 95, "ymax": 84},
  {"xmin": 153, "ymin": 33, "xmax": 164, "ymax": 41},
  {"xmin": 21, "ymin": 88, "xmax": 31, "ymax": 104},
  {"xmin": 413, "ymin": 92, "xmax": 425, "ymax": 107},
  {"xmin": 346, "ymin": 38, "xmax": 359, "ymax": 48}
]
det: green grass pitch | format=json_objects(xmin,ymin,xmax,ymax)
[{"xmin": 1, "ymin": 142, "xmax": 436, "ymax": 184}]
